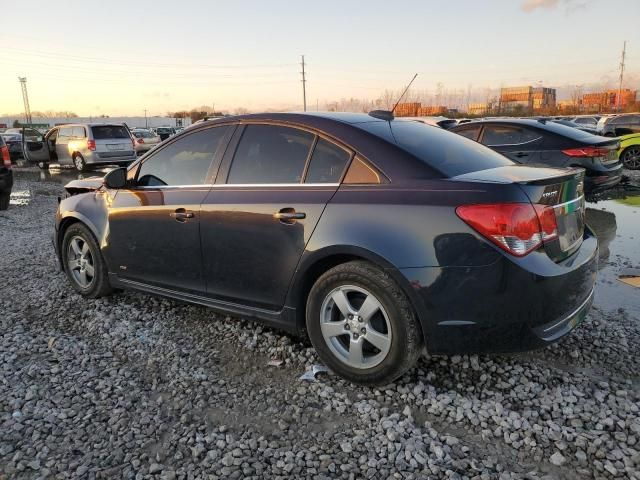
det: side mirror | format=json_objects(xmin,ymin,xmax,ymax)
[{"xmin": 104, "ymin": 167, "xmax": 127, "ymax": 189}]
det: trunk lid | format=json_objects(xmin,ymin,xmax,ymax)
[
  {"xmin": 90, "ymin": 125, "xmax": 134, "ymax": 155},
  {"xmin": 453, "ymin": 165, "xmax": 586, "ymax": 261}
]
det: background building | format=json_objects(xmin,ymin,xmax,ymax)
[
  {"xmin": 499, "ymin": 86, "xmax": 556, "ymax": 113},
  {"xmin": 581, "ymin": 89, "xmax": 637, "ymax": 113}
]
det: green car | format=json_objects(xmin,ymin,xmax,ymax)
[{"xmin": 618, "ymin": 133, "xmax": 640, "ymax": 170}]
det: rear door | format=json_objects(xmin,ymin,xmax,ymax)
[
  {"xmin": 200, "ymin": 123, "xmax": 352, "ymax": 310},
  {"xmin": 106, "ymin": 125, "xmax": 232, "ymax": 293},
  {"xmin": 56, "ymin": 127, "xmax": 73, "ymax": 164},
  {"xmin": 479, "ymin": 124, "xmax": 543, "ymax": 163},
  {"xmin": 22, "ymin": 129, "xmax": 53, "ymax": 165},
  {"xmin": 91, "ymin": 125, "xmax": 134, "ymax": 158}
]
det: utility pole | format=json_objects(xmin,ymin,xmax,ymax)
[
  {"xmin": 18, "ymin": 77, "xmax": 32, "ymax": 124},
  {"xmin": 616, "ymin": 40, "xmax": 627, "ymax": 112},
  {"xmin": 144, "ymin": 109, "xmax": 148, "ymax": 128},
  {"xmin": 300, "ymin": 55, "xmax": 307, "ymax": 112}
]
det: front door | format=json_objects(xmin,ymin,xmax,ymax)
[
  {"xmin": 22, "ymin": 129, "xmax": 54, "ymax": 165},
  {"xmin": 480, "ymin": 124, "xmax": 543, "ymax": 164},
  {"xmin": 200, "ymin": 124, "xmax": 353, "ymax": 310},
  {"xmin": 105, "ymin": 125, "xmax": 232, "ymax": 293}
]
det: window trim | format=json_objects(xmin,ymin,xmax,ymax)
[{"xmin": 133, "ymin": 124, "xmax": 235, "ymax": 188}]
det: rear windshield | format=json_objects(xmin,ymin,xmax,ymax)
[
  {"xmin": 356, "ymin": 120, "xmax": 514, "ymax": 177},
  {"xmin": 91, "ymin": 125, "xmax": 130, "ymax": 139},
  {"xmin": 133, "ymin": 130, "xmax": 155, "ymax": 138},
  {"xmin": 156, "ymin": 128, "xmax": 172, "ymax": 134},
  {"xmin": 537, "ymin": 120, "xmax": 596, "ymax": 140}
]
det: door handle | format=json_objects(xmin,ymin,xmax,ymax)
[
  {"xmin": 514, "ymin": 152, "xmax": 528, "ymax": 158},
  {"xmin": 170, "ymin": 208, "xmax": 195, "ymax": 222},
  {"xmin": 274, "ymin": 208, "xmax": 306, "ymax": 224}
]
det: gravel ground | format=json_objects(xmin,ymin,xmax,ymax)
[{"xmin": 1, "ymin": 170, "xmax": 640, "ymax": 479}]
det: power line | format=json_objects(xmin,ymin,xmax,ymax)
[{"xmin": 301, "ymin": 55, "xmax": 307, "ymax": 112}]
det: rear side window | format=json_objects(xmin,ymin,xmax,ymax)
[
  {"xmin": 356, "ymin": 120, "xmax": 514, "ymax": 178},
  {"xmin": 228, "ymin": 125, "xmax": 314, "ymax": 184},
  {"xmin": 91, "ymin": 125, "xmax": 130, "ymax": 139},
  {"xmin": 137, "ymin": 127, "xmax": 229, "ymax": 186},
  {"xmin": 72, "ymin": 126, "xmax": 85, "ymax": 138},
  {"xmin": 455, "ymin": 125, "xmax": 481, "ymax": 141},
  {"xmin": 304, "ymin": 138, "xmax": 351, "ymax": 183},
  {"xmin": 58, "ymin": 127, "xmax": 72, "ymax": 139},
  {"xmin": 343, "ymin": 156, "xmax": 384, "ymax": 184},
  {"xmin": 481, "ymin": 125, "xmax": 541, "ymax": 145}
]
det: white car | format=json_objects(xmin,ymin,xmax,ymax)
[{"xmin": 131, "ymin": 129, "xmax": 162, "ymax": 155}]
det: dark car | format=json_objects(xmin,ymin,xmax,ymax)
[
  {"xmin": 551, "ymin": 119, "xmax": 598, "ymax": 136},
  {"xmin": 597, "ymin": 114, "xmax": 640, "ymax": 137},
  {"xmin": 153, "ymin": 127, "xmax": 176, "ymax": 141},
  {"xmin": 53, "ymin": 113, "xmax": 597, "ymax": 385},
  {"xmin": 0, "ymin": 135, "xmax": 13, "ymax": 209},
  {"xmin": 452, "ymin": 118, "xmax": 622, "ymax": 192}
]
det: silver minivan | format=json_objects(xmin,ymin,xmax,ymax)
[{"xmin": 22, "ymin": 123, "xmax": 136, "ymax": 171}]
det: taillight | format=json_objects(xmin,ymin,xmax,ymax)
[
  {"xmin": 137, "ymin": 138, "xmax": 144, "ymax": 144},
  {"xmin": 1, "ymin": 145, "xmax": 10, "ymax": 167},
  {"xmin": 562, "ymin": 146, "xmax": 610, "ymax": 157},
  {"xmin": 87, "ymin": 139, "xmax": 96, "ymax": 151},
  {"xmin": 456, "ymin": 203, "xmax": 558, "ymax": 257}
]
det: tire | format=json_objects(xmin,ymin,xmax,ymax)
[
  {"xmin": 0, "ymin": 191, "xmax": 9, "ymax": 210},
  {"xmin": 306, "ymin": 260, "xmax": 422, "ymax": 386},
  {"xmin": 73, "ymin": 154, "xmax": 87, "ymax": 172},
  {"xmin": 621, "ymin": 146, "xmax": 640, "ymax": 170},
  {"xmin": 61, "ymin": 223, "xmax": 112, "ymax": 298}
]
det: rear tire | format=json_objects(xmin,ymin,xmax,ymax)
[
  {"xmin": 0, "ymin": 191, "xmax": 9, "ymax": 210},
  {"xmin": 61, "ymin": 223, "xmax": 112, "ymax": 298},
  {"xmin": 73, "ymin": 154, "xmax": 87, "ymax": 172},
  {"xmin": 306, "ymin": 260, "xmax": 422, "ymax": 386},
  {"xmin": 621, "ymin": 146, "xmax": 640, "ymax": 170}
]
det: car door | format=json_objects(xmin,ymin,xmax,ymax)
[
  {"xmin": 200, "ymin": 123, "xmax": 353, "ymax": 310},
  {"xmin": 479, "ymin": 124, "xmax": 543, "ymax": 163},
  {"xmin": 21, "ymin": 129, "xmax": 55, "ymax": 165},
  {"xmin": 55, "ymin": 127, "xmax": 73, "ymax": 164},
  {"xmin": 105, "ymin": 125, "xmax": 233, "ymax": 293}
]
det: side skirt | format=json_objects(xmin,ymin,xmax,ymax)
[{"xmin": 109, "ymin": 273, "xmax": 300, "ymax": 335}]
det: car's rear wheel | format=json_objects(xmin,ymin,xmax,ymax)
[
  {"xmin": 73, "ymin": 154, "xmax": 87, "ymax": 171},
  {"xmin": 0, "ymin": 191, "xmax": 9, "ymax": 210},
  {"xmin": 306, "ymin": 260, "xmax": 422, "ymax": 386},
  {"xmin": 61, "ymin": 223, "xmax": 112, "ymax": 298},
  {"xmin": 621, "ymin": 146, "xmax": 640, "ymax": 170}
]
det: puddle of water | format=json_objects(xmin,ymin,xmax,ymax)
[
  {"xmin": 586, "ymin": 191, "xmax": 640, "ymax": 318},
  {"xmin": 9, "ymin": 189, "xmax": 32, "ymax": 206}
]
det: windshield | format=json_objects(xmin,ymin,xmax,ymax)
[
  {"xmin": 356, "ymin": 120, "xmax": 514, "ymax": 177},
  {"xmin": 91, "ymin": 125, "xmax": 130, "ymax": 139}
]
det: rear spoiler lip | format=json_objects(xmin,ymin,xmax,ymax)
[{"xmin": 450, "ymin": 165, "xmax": 585, "ymax": 186}]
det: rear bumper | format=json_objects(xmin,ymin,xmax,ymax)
[
  {"xmin": 399, "ymin": 227, "xmax": 598, "ymax": 354},
  {"xmin": 87, "ymin": 151, "xmax": 137, "ymax": 164}
]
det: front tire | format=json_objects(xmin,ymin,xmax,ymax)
[
  {"xmin": 306, "ymin": 260, "xmax": 422, "ymax": 386},
  {"xmin": 621, "ymin": 146, "xmax": 640, "ymax": 170},
  {"xmin": 61, "ymin": 223, "xmax": 112, "ymax": 298}
]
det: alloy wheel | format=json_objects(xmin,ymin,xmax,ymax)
[
  {"xmin": 74, "ymin": 155, "xmax": 85, "ymax": 171},
  {"xmin": 622, "ymin": 147, "xmax": 640, "ymax": 170},
  {"xmin": 319, "ymin": 285, "xmax": 392, "ymax": 369},
  {"xmin": 67, "ymin": 236, "xmax": 95, "ymax": 288}
]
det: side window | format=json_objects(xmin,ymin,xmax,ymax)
[
  {"xmin": 58, "ymin": 127, "xmax": 72, "ymax": 141},
  {"xmin": 343, "ymin": 156, "xmax": 384, "ymax": 184},
  {"xmin": 137, "ymin": 126, "xmax": 229, "ymax": 187},
  {"xmin": 72, "ymin": 126, "xmax": 85, "ymax": 138},
  {"xmin": 304, "ymin": 138, "xmax": 351, "ymax": 183},
  {"xmin": 455, "ymin": 126, "xmax": 481, "ymax": 141},
  {"xmin": 481, "ymin": 125, "xmax": 540, "ymax": 145},
  {"xmin": 227, "ymin": 125, "xmax": 314, "ymax": 184}
]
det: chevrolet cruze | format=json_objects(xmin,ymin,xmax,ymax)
[{"xmin": 52, "ymin": 112, "xmax": 598, "ymax": 385}]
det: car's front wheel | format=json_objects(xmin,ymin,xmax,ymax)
[
  {"xmin": 306, "ymin": 260, "xmax": 422, "ymax": 386},
  {"xmin": 61, "ymin": 223, "xmax": 112, "ymax": 298},
  {"xmin": 621, "ymin": 146, "xmax": 640, "ymax": 170}
]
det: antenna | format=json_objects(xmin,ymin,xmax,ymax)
[{"xmin": 391, "ymin": 73, "xmax": 418, "ymax": 114}]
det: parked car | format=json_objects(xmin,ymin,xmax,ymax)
[
  {"xmin": 0, "ymin": 133, "xmax": 24, "ymax": 161},
  {"xmin": 564, "ymin": 116, "xmax": 600, "ymax": 129},
  {"xmin": 153, "ymin": 126, "xmax": 176, "ymax": 141},
  {"xmin": 452, "ymin": 118, "xmax": 622, "ymax": 192},
  {"xmin": 616, "ymin": 133, "xmax": 640, "ymax": 170},
  {"xmin": 0, "ymin": 135, "xmax": 13, "ymax": 209},
  {"xmin": 52, "ymin": 112, "xmax": 597, "ymax": 385},
  {"xmin": 597, "ymin": 113, "xmax": 640, "ymax": 137},
  {"xmin": 551, "ymin": 119, "xmax": 598, "ymax": 136},
  {"xmin": 131, "ymin": 129, "xmax": 162, "ymax": 155},
  {"xmin": 22, "ymin": 123, "xmax": 136, "ymax": 171}
]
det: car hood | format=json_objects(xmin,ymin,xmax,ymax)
[{"xmin": 64, "ymin": 177, "xmax": 104, "ymax": 195}]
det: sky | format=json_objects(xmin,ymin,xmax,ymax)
[{"xmin": 1, "ymin": 0, "xmax": 639, "ymax": 116}]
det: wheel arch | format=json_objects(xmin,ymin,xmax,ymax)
[
  {"xmin": 57, "ymin": 213, "xmax": 102, "ymax": 261},
  {"xmin": 288, "ymin": 245, "xmax": 428, "ymax": 342}
]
